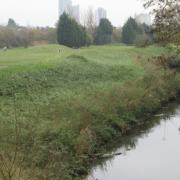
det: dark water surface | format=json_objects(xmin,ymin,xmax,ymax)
[{"xmin": 88, "ymin": 102, "xmax": 180, "ymax": 180}]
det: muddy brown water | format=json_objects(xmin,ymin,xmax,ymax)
[{"xmin": 88, "ymin": 102, "xmax": 180, "ymax": 180}]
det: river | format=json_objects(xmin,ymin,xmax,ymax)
[{"xmin": 88, "ymin": 101, "xmax": 180, "ymax": 180}]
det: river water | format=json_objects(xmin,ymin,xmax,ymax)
[{"xmin": 88, "ymin": 102, "xmax": 180, "ymax": 180}]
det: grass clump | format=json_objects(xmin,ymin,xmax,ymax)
[{"xmin": 67, "ymin": 54, "xmax": 89, "ymax": 62}]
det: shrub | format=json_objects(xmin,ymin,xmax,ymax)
[{"xmin": 135, "ymin": 34, "xmax": 152, "ymax": 47}]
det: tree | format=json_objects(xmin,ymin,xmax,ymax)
[
  {"xmin": 134, "ymin": 34, "xmax": 152, "ymax": 47},
  {"xmin": 122, "ymin": 17, "xmax": 143, "ymax": 44},
  {"xmin": 57, "ymin": 13, "xmax": 87, "ymax": 48},
  {"xmin": 112, "ymin": 27, "xmax": 122, "ymax": 43},
  {"xmin": 46, "ymin": 27, "xmax": 57, "ymax": 44},
  {"xmin": 143, "ymin": 0, "xmax": 180, "ymax": 45},
  {"xmin": 18, "ymin": 29, "xmax": 32, "ymax": 48},
  {"xmin": 7, "ymin": 18, "xmax": 17, "ymax": 28},
  {"xmin": 134, "ymin": 23, "xmax": 154, "ymax": 47},
  {"xmin": 141, "ymin": 23, "xmax": 154, "ymax": 41},
  {"xmin": 95, "ymin": 18, "xmax": 113, "ymax": 45},
  {"xmin": 83, "ymin": 7, "xmax": 97, "ymax": 44}
]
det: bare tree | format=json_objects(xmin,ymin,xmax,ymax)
[{"xmin": 83, "ymin": 7, "xmax": 97, "ymax": 44}]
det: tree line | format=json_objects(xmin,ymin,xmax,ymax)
[
  {"xmin": 1, "ymin": 0, "xmax": 179, "ymax": 49},
  {"xmin": 57, "ymin": 0, "xmax": 179, "ymax": 48},
  {"xmin": 0, "ymin": 14, "xmax": 160, "ymax": 49},
  {"xmin": 0, "ymin": 19, "xmax": 57, "ymax": 48},
  {"xmin": 57, "ymin": 12, "xmax": 154, "ymax": 48}
]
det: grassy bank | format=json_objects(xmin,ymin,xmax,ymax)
[{"xmin": 0, "ymin": 44, "xmax": 180, "ymax": 179}]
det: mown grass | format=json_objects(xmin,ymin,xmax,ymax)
[{"xmin": 0, "ymin": 44, "xmax": 179, "ymax": 179}]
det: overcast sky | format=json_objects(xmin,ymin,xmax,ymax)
[{"xmin": 0, "ymin": 0, "xmax": 149, "ymax": 27}]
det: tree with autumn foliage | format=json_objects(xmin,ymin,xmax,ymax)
[{"xmin": 143, "ymin": 0, "xmax": 180, "ymax": 56}]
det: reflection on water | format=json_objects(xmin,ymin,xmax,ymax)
[{"xmin": 88, "ymin": 102, "xmax": 180, "ymax": 180}]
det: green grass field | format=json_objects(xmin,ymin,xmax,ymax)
[
  {"xmin": 0, "ymin": 44, "xmax": 179, "ymax": 179},
  {"xmin": 0, "ymin": 44, "xmax": 166, "ymax": 74},
  {"xmin": 0, "ymin": 44, "xmax": 166, "ymax": 99}
]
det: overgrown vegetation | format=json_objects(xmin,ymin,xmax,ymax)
[
  {"xmin": 0, "ymin": 44, "xmax": 179, "ymax": 179},
  {"xmin": 0, "ymin": 19, "xmax": 57, "ymax": 49}
]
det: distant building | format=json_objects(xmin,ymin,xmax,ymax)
[
  {"xmin": 96, "ymin": 7, "xmax": 107, "ymax": 25},
  {"xmin": 58, "ymin": 0, "xmax": 72, "ymax": 17},
  {"xmin": 71, "ymin": 5, "xmax": 80, "ymax": 23},
  {"xmin": 135, "ymin": 13, "xmax": 151, "ymax": 25},
  {"xmin": 58, "ymin": 0, "xmax": 80, "ymax": 22}
]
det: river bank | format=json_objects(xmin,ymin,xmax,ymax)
[
  {"xmin": 87, "ymin": 101, "xmax": 180, "ymax": 180},
  {"xmin": 80, "ymin": 77, "xmax": 180, "ymax": 180}
]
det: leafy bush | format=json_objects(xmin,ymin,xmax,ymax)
[{"xmin": 135, "ymin": 34, "xmax": 152, "ymax": 47}]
